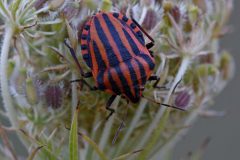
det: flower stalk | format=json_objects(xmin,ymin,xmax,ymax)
[{"xmin": 0, "ymin": 27, "xmax": 17, "ymax": 127}]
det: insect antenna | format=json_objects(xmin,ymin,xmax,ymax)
[{"xmin": 142, "ymin": 95, "xmax": 185, "ymax": 111}]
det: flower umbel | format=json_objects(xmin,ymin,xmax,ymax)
[{"xmin": 0, "ymin": 0, "xmax": 234, "ymax": 160}]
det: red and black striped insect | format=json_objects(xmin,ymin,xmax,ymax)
[{"xmin": 65, "ymin": 11, "xmax": 181, "ymax": 119}]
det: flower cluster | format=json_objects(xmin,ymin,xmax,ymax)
[{"xmin": 0, "ymin": 0, "xmax": 234, "ymax": 159}]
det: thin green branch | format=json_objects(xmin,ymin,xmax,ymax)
[
  {"xmin": 0, "ymin": 0, "xmax": 11, "ymax": 18},
  {"xmin": 0, "ymin": 26, "xmax": 18, "ymax": 127}
]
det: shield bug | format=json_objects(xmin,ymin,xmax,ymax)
[{"xmin": 65, "ymin": 11, "xmax": 182, "ymax": 119}]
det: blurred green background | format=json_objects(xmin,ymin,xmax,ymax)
[{"xmin": 174, "ymin": 1, "xmax": 240, "ymax": 159}]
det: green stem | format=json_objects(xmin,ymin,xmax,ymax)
[
  {"xmin": 71, "ymin": 73, "xmax": 78, "ymax": 114},
  {"xmin": 93, "ymin": 96, "xmax": 120, "ymax": 160},
  {"xmin": 0, "ymin": 26, "xmax": 18, "ymax": 127},
  {"xmin": 0, "ymin": 0, "xmax": 11, "ymax": 18},
  {"xmin": 114, "ymin": 99, "xmax": 148, "ymax": 156},
  {"xmin": 81, "ymin": 133, "xmax": 109, "ymax": 160},
  {"xmin": 138, "ymin": 108, "xmax": 170, "ymax": 160}
]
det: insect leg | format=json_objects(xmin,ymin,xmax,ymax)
[
  {"xmin": 148, "ymin": 75, "xmax": 166, "ymax": 89},
  {"xmin": 70, "ymin": 79, "xmax": 98, "ymax": 91},
  {"xmin": 105, "ymin": 95, "xmax": 117, "ymax": 120},
  {"xmin": 146, "ymin": 42, "xmax": 154, "ymax": 49},
  {"xmin": 64, "ymin": 40, "xmax": 91, "ymax": 78}
]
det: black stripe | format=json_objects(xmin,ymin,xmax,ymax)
[
  {"xmin": 138, "ymin": 54, "xmax": 155, "ymax": 70},
  {"xmin": 94, "ymin": 17, "xmax": 119, "ymax": 67},
  {"xmin": 127, "ymin": 60, "xmax": 139, "ymax": 97},
  {"xmin": 93, "ymin": 41, "xmax": 106, "ymax": 90},
  {"xmin": 92, "ymin": 41, "xmax": 106, "ymax": 69},
  {"xmin": 108, "ymin": 70, "xmax": 121, "ymax": 95},
  {"xmin": 114, "ymin": 65, "xmax": 134, "ymax": 100},
  {"xmin": 102, "ymin": 13, "xmax": 132, "ymax": 61},
  {"xmin": 96, "ymin": 70, "xmax": 106, "ymax": 90},
  {"xmin": 122, "ymin": 28, "xmax": 141, "ymax": 55},
  {"xmin": 135, "ymin": 59, "xmax": 147, "ymax": 85}
]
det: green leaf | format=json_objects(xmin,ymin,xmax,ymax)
[
  {"xmin": 137, "ymin": 109, "xmax": 171, "ymax": 160},
  {"xmin": 69, "ymin": 107, "xmax": 79, "ymax": 160},
  {"xmin": 27, "ymin": 146, "xmax": 44, "ymax": 160},
  {"xmin": 113, "ymin": 149, "xmax": 143, "ymax": 160},
  {"xmin": 80, "ymin": 133, "xmax": 109, "ymax": 160},
  {"xmin": 10, "ymin": 0, "xmax": 21, "ymax": 17}
]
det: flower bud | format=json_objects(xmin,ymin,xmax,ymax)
[
  {"xmin": 44, "ymin": 85, "xmax": 63, "ymax": 109},
  {"xmin": 49, "ymin": 0, "xmax": 65, "ymax": 11},
  {"xmin": 183, "ymin": 17, "xmax": 192, "ymax": 33},
  {"xmin": 142, "ymin": 9, "xmax": 157, "ymax": 30},
  {"xmin": 197, "ymin": 65, "xmax": 208, "ymax": 78},
  {"xmin": 188, "ymin": 5, "xmax": 200, "ymax": 24},
  {"xmin": 183, "ymin": 69, "xmax": 193, "ymax": 85},
  {"xmin": 192, "ymin": 74, "xmax": 200, "ymax": 93},
  {"xmin": 199, "ymin": 54, "xmax": 214, "ymax": 64},
  {"xmin": 175, "ymin": 91, "xmax": 191, "ymax": 109},
  {"xmin": 16, "ymin": 68, "xmax": 27, "ymax": 93},
  {"xmin": 163, "ymin": 1, "xmax": 173, "ymax": 13},
  {"xmin": 219, "ymin": 51, "xmax": 232, "ymax": 80},
  {"xmin": 193, "ymin": 0, "xmax": 206, "ymax": 12},
  {"xmin": 101, "ymin": 0, "xmax": 112, "ymax": 12},
  {"xmin": 163, "ymin": 3, "xmax": 180, "ymax": 26},
  {"xmin": 26, "ymin": 78, "xmax": 38, "ymax": 105},
  {"xmin": 7, "ymin": 60, "xmax": 15, "ymax": 78},
  {"xmin": 141, "ymin": 0, "xmax": 154, "ymax": 7},
  {"xmin": 62, "ymin": 2, "xmax": 80, "ymax": 20},
  {"xmin": 34, "ymin": 0, "xmax": 48, "ymax": 10},
  {"xmin": 170, "ymin": 6, "xmax": 180, "ymax": 23},
  {"xmin": 83, "ymin": 0, "xmax": 97, "ymax": 10},
  {"xmin": 155, "ymin": 0, "xmax": 163, "ymax": 5}
]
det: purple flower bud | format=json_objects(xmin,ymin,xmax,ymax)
[
  {"xmin": 142, "ymin": 9, "xmax": 157, "ymax": 30},
  {"xmin": 62, "ymin": 2, "xmax": 80, "ymax": 20},
  {"xmin": 34, "ymin": 0, "xmax": 48, "ymax": 10},
  {"xmin": 44, "ymin": 85, "xmax": 63, "ymax": 109},
  {"xmin": 155, "ymin": 0, "xmax": 163, "ymax": 5},
  {"xmin": 199, "ymin": 54, "xmax": 214, "ymax": 64},
  {"xmin": 170, "ymin": 6, "xmax": 180, "ymax": 23},
  {"xmin": 174, "ymin": 91, "xmax": 191, "ymax": 109}
]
